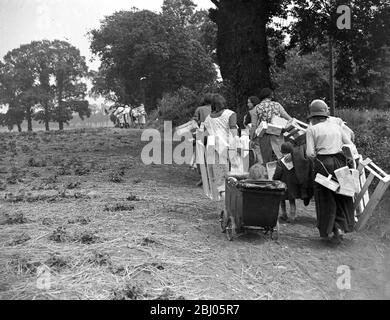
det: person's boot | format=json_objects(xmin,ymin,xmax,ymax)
[{"xmin": 330, "ymin": 228, "xmax": 343, "ymax": 244}]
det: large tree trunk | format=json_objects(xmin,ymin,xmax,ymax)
[
  {"xmin": 17, "ymin": 123, "xmax": 22, "ymax": 132},
  {"xmin": 210, "ymin": 0, "xmax": 272, "ymax": 123},
  {"xmin": 45, "ymin": 116, "xmax": 50, "ymax": 131},
  {"xmin": 58, "ymin": 79, "xmax": 64, "ymax": 131},
  {"xmin": 26, "ymin": 108, "xmax": 33, "ymax": 132},
  {"xmin": 43, "ymin": 101, "xmax": 50, "ymax": 131},
  {"xmin": 40, "ymin": 71, "xmax": 51, "ymax": 131}
]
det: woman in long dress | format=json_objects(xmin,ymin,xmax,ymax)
[{"xmin": 203, "ymin": 94, "xmax": 237, "ymax": 199}]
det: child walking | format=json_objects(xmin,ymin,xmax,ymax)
[{"xmin": 273, "ymin": 142, "xmax": 302, "ymax": 222}]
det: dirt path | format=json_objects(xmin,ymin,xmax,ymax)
[{"xmin": 0, "ymin": 128, "xmax": 388, "ymax": 300}]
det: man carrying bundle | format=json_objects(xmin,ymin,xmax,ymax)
[{"xmin": 306, "ymin": 100, "xmax": 355, "ymax": 244}]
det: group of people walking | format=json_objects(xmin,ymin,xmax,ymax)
[
  {"xmin": 108, "ymin": 104, "xmax": 147, "ymax": 129},
  {"xmin": 194, "ymin": 89, "xmax": 356, "ymax": 244}
]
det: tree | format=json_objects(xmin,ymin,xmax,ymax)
[
  {"xmin": 49, "ymin": 40, "xmax": 90, "ymax": 130},
  {"xmin": 29, "ymin": 40, "xmax": 55, "ymax": 131},
  {"xmin": 89, "ymin": 2, "xmax": 216, "ymax": 110},
  {"xmin": 162, "ymin": 0, "xmax": 196, "ymax": 26},
  {"xmin": 0, "ymin": 45, "xmax": 38, "ymax": 131},
  {"xmin": 209, "ymin": 0, "xmax": 288, "ymax": 121},
  {"xmin": 273, "ymin": 47, "xmax": 329, "ymax": 120},
  {"xmin": 189, "ymin": 9, "xmax": 218, "ymax": 62},
  {"xmin": 289, "ymin": 0, "xmax": 390, "ymax": 110},
  {"xmin": 0, "ymin": 40, "xmax": 90, "ymax": 131}
]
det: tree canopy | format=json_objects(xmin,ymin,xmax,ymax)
[
  {"xmin": 89, "ymin": 0, "xmax": 217, "ymax": 110},
  {"xmin": 0, "ymin": 40, "xmax": 90, "ymax": 131},
  {"xmin": 289, "ymin": 0, "xmax": 390, "ymax": 109}
]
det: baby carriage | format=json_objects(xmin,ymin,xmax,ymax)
[{"xmin": 220, "ymin": 176, "xmax": 286, "ymax": 241}]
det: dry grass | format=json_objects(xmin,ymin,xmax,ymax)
[{"xmin": 0, "ymin": 127, "xmax": 388, "ymax": 300}]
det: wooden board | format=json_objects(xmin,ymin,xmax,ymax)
[
  {"xmin": 270, "ymin": 135, "xmax": 284, "ymax": 159},
  {"xmin": 205, "ymin": 136, "xmax": 221, "ymax": 201},
  {"xmin": 266, "ymin": 124, "xmax": 284, "ymax": 136},
  {"xmin": 196, "ymin": 139, "xmax": 211, "ymax": 199},
  {"xmin": 334, "ymin": 166, "xmax": 355, "ymax": 196},
  {"xmin": 266, "ymin": 161, "xmax": 278, "ymax": 181},
  {"xmin": 355, "ymin": 159, "xmax": 372, "ymax": 215},
  {"xmin": 354, "ymin": 158, "xmax": 390, "ymax": 231},
  {"xmin": 314, "ymin": 173, "xmax": 339, "ymax": 192},
  {"xmin": 255, "ymin": 121, "xmax": 268, "ymax": 137},
  {"xmin": 359, "ymin": 168, "xmax": 370, "ymax": 208},
  {"xmin": 342, "ymin": 144, "xmax": 360, "ymax": 161},
  {"xmin": 355, "ymin": 179, "xmax": 390, "ymax": 231},
  {"xmin": 283, "ymin": 118, "xmax": 309, "ymax": 145},
  {"xmin": 241, "ymin": 136, "xmax": 250, "ymax": 174},
  {"xmin": 175, "ymin": 120, "xmax": 198, "ymax": 136},
  {"xmin": 228, "ymin": 136, "xmax": 250, "ymax": 175}
]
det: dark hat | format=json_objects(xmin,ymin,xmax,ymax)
[{"xmin": 307, "ymin": 100, "xmax": 329, "ymax": 120}]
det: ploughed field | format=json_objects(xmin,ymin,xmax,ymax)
[{"xmin": 0, "ymin": 128, "xmax": 388, "ymax": 300}]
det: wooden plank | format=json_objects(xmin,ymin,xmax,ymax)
[
  {"xmin": 366, "ymin": 165, "xmax": 386, "ymax": 181},
  {"xmin": 334, "ymin": 166, "xmax": 355, "ymax": 192},
  {"xmin": 295, "ymin": 119, "xmax": 309, "ymax": 128},
  {"xmin": 228, "ymin": 136, "xmax": 242, "ymax": 175},
  {"xmin": 369, "ymin": 162, "xmax": 388, "ymax": 178},
  {"xmin": 241, "ymin": 136, "xmax": 250, "ymax": 173},
  {"xmin": 315, "ymin": 173, "xmax": 339, "ymax": 192},
  {"xmin": 228, "ymin": 148, "xmax": 241, "ymax": 175},
  {"xmin": 206, "ymin": 136, "xmax": 219, "ymax": 200},
  {"xmin": 355, "ymin": 180, "xmax": 390, "ymax": 231},
  {"xmin": 342, "ymin": 144, "xmax": 360, "ymax": 161},
  {"xmin": 285, "ymin": 128, "xmax": 300, "ymax": 137},
  {"xmin": 359, "ymin": 167, "xmax": 370, "ymax": 212},
  {"xmin": 357, "ymin": 158, "xmax": 373, "ymax": 172},
  {"xmin": 196, "ymin": 139, "xmax": 211, "ymax": 199},
  {"xmin": 283, "ymin": 119, "xmax": 307, "ymax": 144},
  {"xmin": 266, "ymin": 161, "xmax": 278, "ymax": 181},
  {"xmin": 228, "ymin": 136, "xmax": 251, "ymax": 175},
  {"xmin": 270, "ymin": 135, "xmax": 284, "ymax": 159},
  {"xmin": 354, "ymin": 172, "xmax": 375, "ymax": 211}
]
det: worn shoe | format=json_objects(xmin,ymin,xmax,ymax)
[{"xmin": 330, "ymin": 235, "xmax": 342, "ymax": 245}]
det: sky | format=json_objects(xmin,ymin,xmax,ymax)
[{"xmin": 0, "ymin": 0, "xmax": 215, "ymax": 71}]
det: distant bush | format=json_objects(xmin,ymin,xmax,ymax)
[
  {"xmin": 158, "ymin": 87, "xmax": 201, "ymax": 127},
  {"xmin": 339, "ymin": 109, "xmax": 390, "ymax": 173},
  {"xmin": 273, "ymin": 49, "xmax": 329, "ymax": 122},
  {"xmin": 335, "ymin": 109, "xmax": 371, "ymax": 131}
]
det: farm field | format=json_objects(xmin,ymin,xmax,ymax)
[{"xmin": 0, "ymin": 128, "xmax": 389, "ymax": 300}]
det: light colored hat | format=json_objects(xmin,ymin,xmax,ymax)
[{"xmin": 307, "ymin": 100, "xmax": 329, "ymax": 119}]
